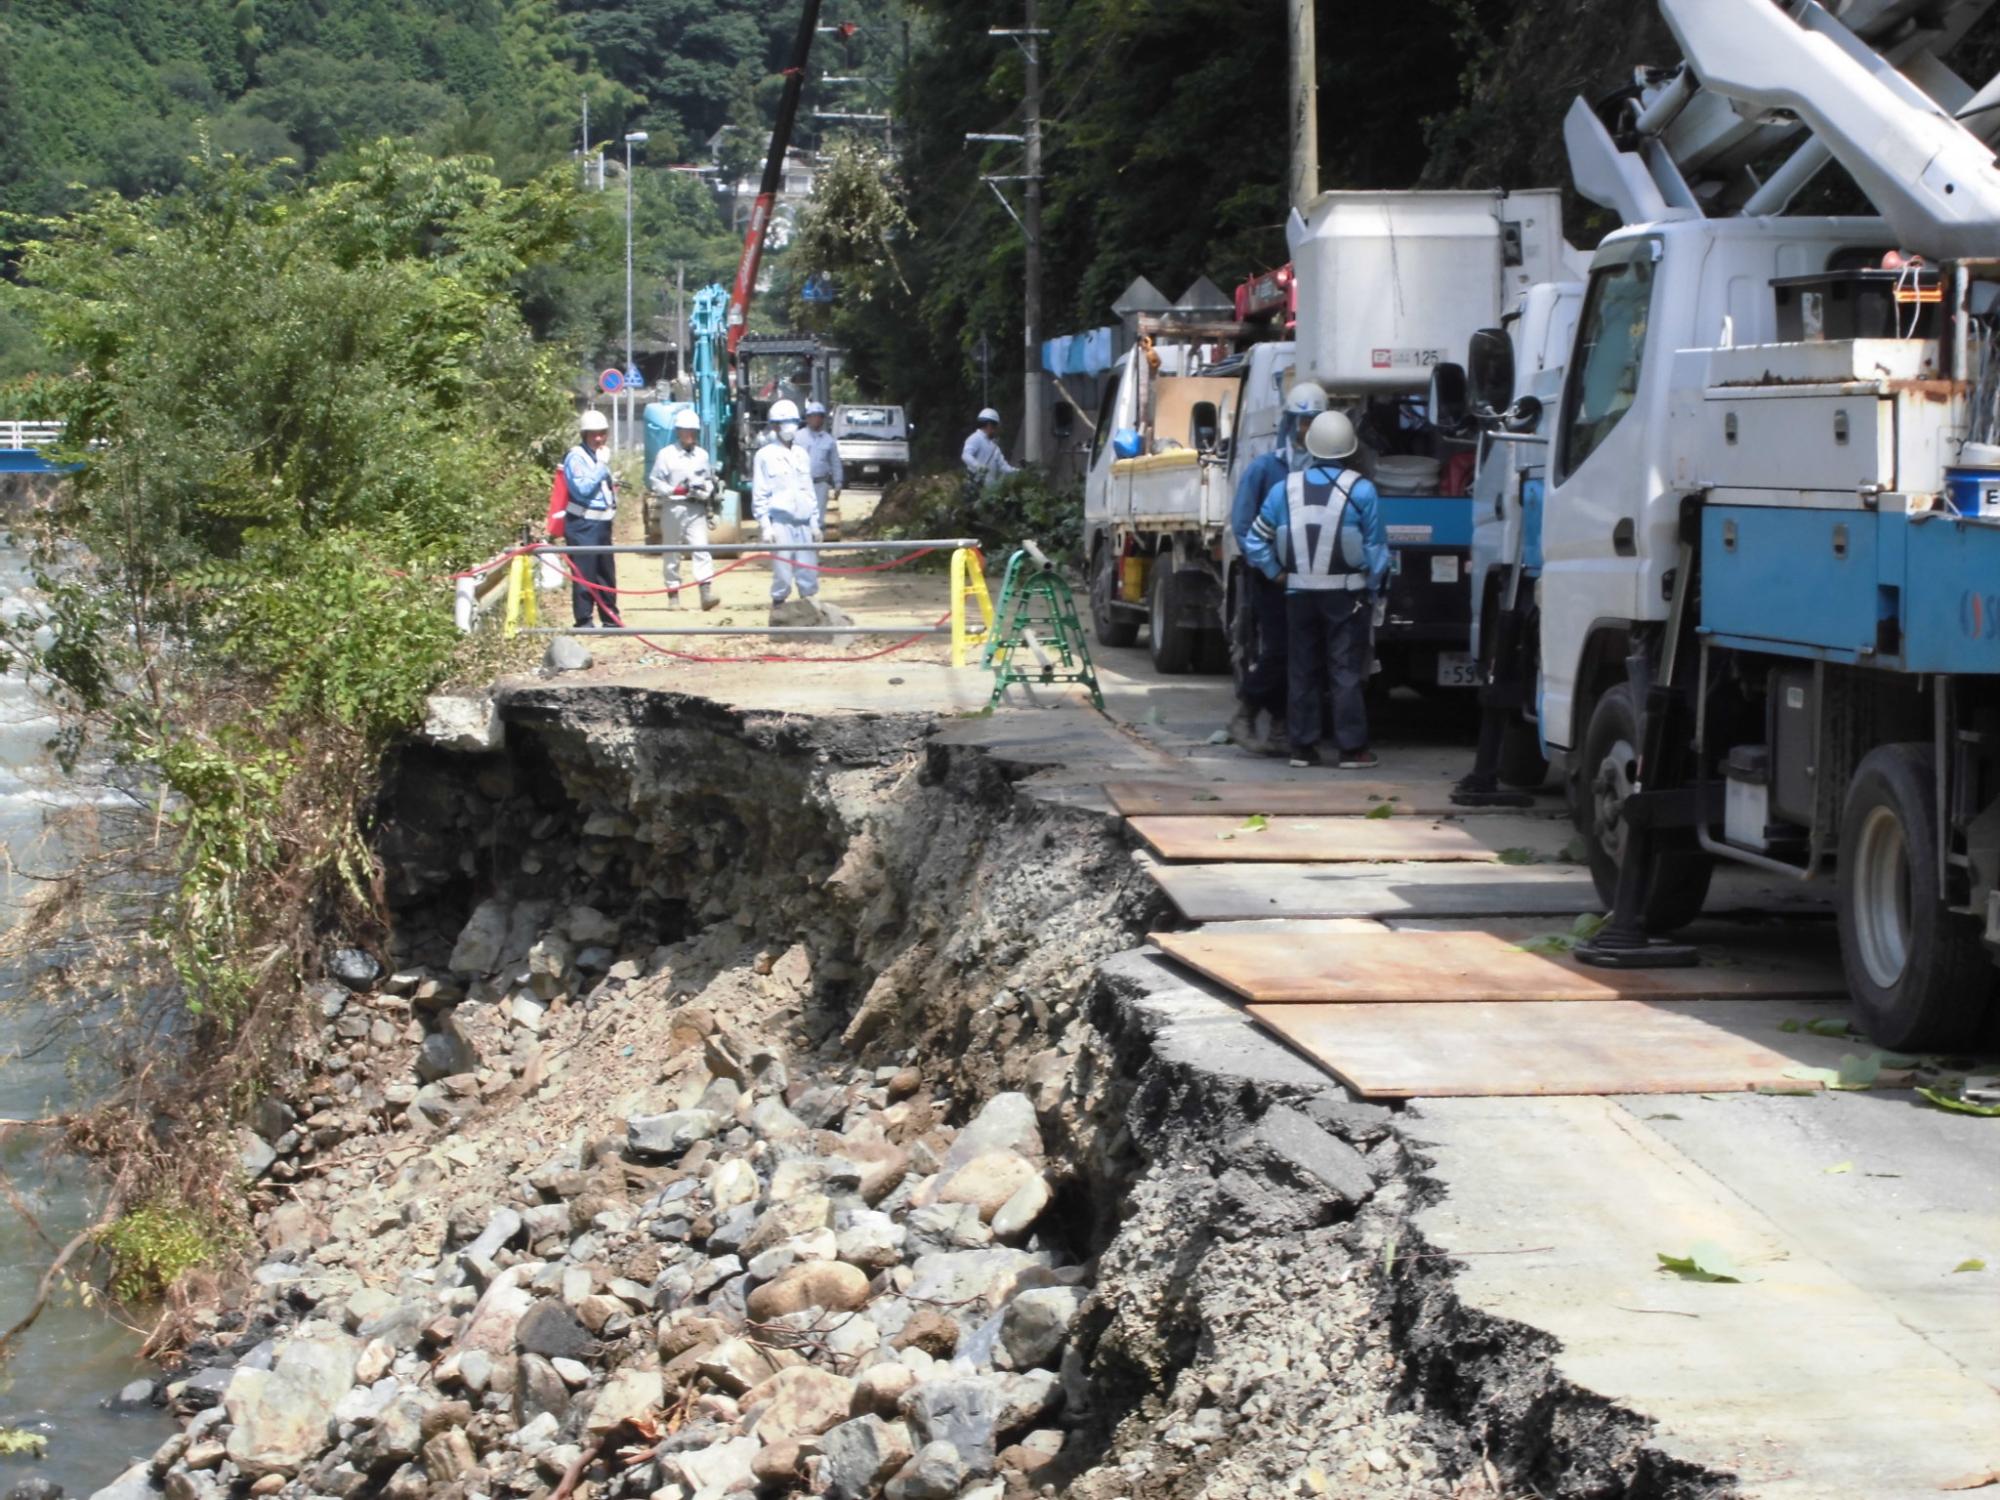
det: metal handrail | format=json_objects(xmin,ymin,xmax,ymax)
[{"xmin": 0, "ymin": 421, "xmax": 63, "ymax": 449}]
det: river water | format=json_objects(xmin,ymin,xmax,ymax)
[{"xmin": 0, "ymin": 539, "xmax": 174, "ymax": 1496}]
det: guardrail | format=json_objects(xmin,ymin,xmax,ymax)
[
  {"xmin": 0, "ymin": 422, "xmax": 63, "ymax": 449},
  {"xmin": 455, "ymin": 537, "xmax": 996, "ymax": 664}
]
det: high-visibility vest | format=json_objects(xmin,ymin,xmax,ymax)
[{"xmin": 1284, "ymin": 468, "xmax": 1368, "ymax": 591}]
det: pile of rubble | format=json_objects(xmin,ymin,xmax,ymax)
[{"xmin": 95, "ymin": 900, "xmax": 1093, "ymax": 1500}]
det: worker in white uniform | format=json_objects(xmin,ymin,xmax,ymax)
[
  {"xmin": 646, "ymin": 408, "xmax": 720, "ymax": 611},
  {"xmin": 800, "ymin": 400, "xmax": 844, "ymax": 528},
  {"xmin": 751, "ymin": 398, "xmax": 821, "ymax": 623},
  {"xmin": 961, "ymin": 407, "xmax": 1017, "ymax": 486}
]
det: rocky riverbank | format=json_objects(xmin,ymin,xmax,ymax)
[{"xmin": 66, "ymin": 685, "xmax": 1730, "ymax": 1500}]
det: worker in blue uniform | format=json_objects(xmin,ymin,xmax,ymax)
[
  {"xmin": 562, "ymin": 409, "xmax": 620, "ymax": 628},
  {"xmin": 1227, "ymin": 381, "xmax": 1328, "ymax": 754},
  {"xmin": 1243, "ymin": 410, "xmax": 1390, "ymax": 769}
]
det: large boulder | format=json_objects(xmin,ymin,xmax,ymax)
[
  {"xmin": 448, "ymin": 899, "xmax": 511, "ymax": 976},
  {"xmin": 943, "ymin": 1094, "xmax": 1043, "ymax": 1171},
  {"xmin": 744, "ymin": 1261, "xmax": 870, "ymax": 1321},
  {"xmin": 901, "ymin": 1378, "xmax": 1002, "ymax": 1475},
  {"xmin": 745, "ymin": 1366, "xmax": 855, "ymax": 1443},
  {"xmin": 625, "ymin": 1110, "xmax": 722, "ymax": 1161},
  {"xmin": 818, "ymin": 1415, "xmax": 916, "ymax": 1500},
  {"xmin": 586, "ymin": 1367, "xmax": 663, "ymax": 1434},
  {"xmin": 999, "ymin": 1287, "xmax": 1086, "ymax": 1370},
  {"xmin": 223, "ymin": 1328, "xmax": 362, "ymax": 1478},
  {"xmin": 931, "ymin": 1152, "xmax": 1043, "ymax": 1224}
]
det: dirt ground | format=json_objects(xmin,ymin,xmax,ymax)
[{"xmin": 551, "ymin": 485, "xmax": 967, "ymax": 671}]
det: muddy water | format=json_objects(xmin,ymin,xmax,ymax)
[{"xmin": 0, "ymin": 544, "xmax": 173, "ymax": 1495}]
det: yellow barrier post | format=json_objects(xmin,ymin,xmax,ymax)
[
  {"xmin": 502, "ymin": 551, "xmax": 538, "ymax": 637},
  {"xmin": 950, "ymin": 547, "xmax": 994, "ymax": 667}
]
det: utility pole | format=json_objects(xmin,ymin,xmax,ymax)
[
  {"xmin": 581, "ymin": 95, "xmax": 590, "ymax": 191},
  {"xmin": 1287, "ymin": 0, "xmax": 1318, "ymax": 210},
  {"xmin": 973, "ymin": 9, "xmax": 1049, "ymax": 464},
  {"xmin": 624, "ymin": 132, "xmax": 649, "ymax": 450},
  {"xmin": 1022, "ymin": 0, "xmax": 1044, "ymax": 466}
]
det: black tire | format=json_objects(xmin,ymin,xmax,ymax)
[
  {"xmin": 1498, "ymin": 717, "xmax": 1550, "ymax": 790},
  {"xmin": 1836, "ymin": 744, "xmax": 1997, "ymax": 1050},
  {"xmin": 1090, "ymin": 540, "xmax": 1139, "ymax": 648},
  {"xmin": 1148, "ymin": 562, "xmax": 1197, "ymax": 674},
  {"xmin": 1577, "ymin": 684, "xmax": 1714, "ymax": 932}
]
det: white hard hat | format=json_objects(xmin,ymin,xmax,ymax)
[
  {"xmin": 804, "ymin": 400, "xmax": 827, "ymax": 416},
  {"xmin": 1283, "ymin": 382, "xmax": 1329, "ymax": 418},
  {"xmin": 579, "ymin": 410, "xmax": 610, "ymax": 433},
  {"xmin": 768, "ymin": 399, "xmax": 801, "ymax": 424},
  {"xmin": 672, "ymin": 408, "xmax": 701, "ymax": 431},
  {"xmin": 1304, "ymin": 410, "xmax": 1359, "ymax": 461},
  {"xmin": 977, "ymin": 407, "xmax": 1001, "ymax": 425}
]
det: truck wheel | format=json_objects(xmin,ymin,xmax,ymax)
[
  {"xmin": 1837, "ymin": 744, "xmax": 1996, "ymax": 1050},
  {"xmin": 1498, "ymin": 718, "xmax": 1549, "ymax": 790},
  {"xmin": 1196, "ymin": 630, "xmax": 1231, "ymax": 675},
  {"xmin": 1148, "ymin": 564, "xmax": 1197, "ymax": 674},
  {"xmin": 1578, "ymin": 684, "xmax": 1714, "ymax": 931},
  {"xmin": 1090, "ymin": 541, "xmax": 1138, "ymax": 648}
]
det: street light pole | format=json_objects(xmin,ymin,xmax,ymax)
[{"xmin": 624, "ymin": 131, "xmax": 649, "ymax": 451}]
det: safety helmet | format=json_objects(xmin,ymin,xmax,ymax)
[
  {"xmin": 1304, "ymin": 410, "xmax": 1359, "ymax": 461},
  {"xmin": 768, "ymin": 399, "xmax": 801, "ymax": 424},
  {"xmin": 579, "ymin": 410, "xmax": 610, "ymax": 433},
  {"xmin": 672, "ymin": 408, "xmax": 701, "ymax": 432},
  {"xmin": 977, "ymin": 407, "xmax": 1001, "ymax": 426},
  {"xmin": 804, "ymin": 400, "xmax": 827, "ymax": 416},
  {"xmin": 1283, "ymin": 382, "xmax": 1329, "ymax": 418}
]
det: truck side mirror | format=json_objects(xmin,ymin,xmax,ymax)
[
  {"xmin": 1467, "ymin": 327, "xmax": 1514, "ymax": 413},
  {"xmin": 1429, "ymin": 362, "xmax": 1470, "ymax": 433}
]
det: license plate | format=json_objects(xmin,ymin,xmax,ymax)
[{"xmin": 1436, "ymin": 651, "xmax": 1480, "ymax": 687}]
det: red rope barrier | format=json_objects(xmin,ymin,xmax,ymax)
[{"xmin": 541, "ymin": 549, "xmax": 950, "ymax": 665}]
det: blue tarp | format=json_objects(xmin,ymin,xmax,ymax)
[{"xmin": 1041, "ymin": 327, "xmax": 1117, "ymax": 376}]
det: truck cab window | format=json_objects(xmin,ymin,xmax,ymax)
[
  {"xmin": 1557, "ymin": 245, "xmax": 1657, "ymax": 483},
  {"xmin": 1091, "ymin": 370, "xmax": 1122, "ymax": 463}
]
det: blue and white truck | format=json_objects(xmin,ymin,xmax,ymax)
[
  {"xmin": 1081, "ymin": 189, "xmax": 1571, "ymax": 688},
  {"xmin": 1453, "ymin": 0, "xmax": 2000, "ymax": 1048}
]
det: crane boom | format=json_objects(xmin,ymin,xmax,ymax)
[
  {"xmin": 1661, "ymin": 0, "xmax": 2000, "ymax": 259},
  {"xmin": 725, "ymin": 0, "xmax": 824, "ymax": 355}
]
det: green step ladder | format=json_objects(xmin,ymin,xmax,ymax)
[{"xmin": 981, "ymin": 540, "xmax": 1104, "ymax": 710}]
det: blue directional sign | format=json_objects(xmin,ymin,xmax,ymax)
[{"xmin": 599, "ymin": 367, "xmax": 623, "ymax": 393}]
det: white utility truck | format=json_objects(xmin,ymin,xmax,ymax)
[
  {"xmin": 1081, "ymin": 190, "xmax": 1570, "ymax": 690},
  {"xmin": 1456, "ymin": 0, "xmax": 2000, "ymax": 1048},
  {"xmin": 832, "ymin": 403, "xmax": 910, "ymax": 486}
]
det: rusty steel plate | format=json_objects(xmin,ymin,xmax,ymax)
[
  {"xmin": 1244, "ymin": 999, "xmax": 1833, "ymax": 1098},
  {"xmin": 1106, "ymin": 779, "xmax": 1508, "ymax": 818},
  {"xmin": 1151, "ymin": 927, "xmax": 1844, "ymax": 1003},
  {"xmin": 1129, "ymin": 814, "xmax": 1573, "ymax": 865}
]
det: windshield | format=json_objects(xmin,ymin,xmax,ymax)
[
  {"xmin": 1557, "ymin": 241, "xmax": 1657, "ymax": 484},
  {"xmin": 836, "ymin": 406, "xmax": 904, "ymax": 436}
]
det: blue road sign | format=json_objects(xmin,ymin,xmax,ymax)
[{"xmin": 599, "ymin": 368, "xmax": 624, "ymax": 393}]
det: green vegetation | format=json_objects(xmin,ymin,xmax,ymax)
[
  {"xmin": 95, "ymin": 1196, "xmax": 233, "ymax": 1305},
  {"xmin": 4, "ymin": 144, "xmax": 570, "ymax": 1030}
]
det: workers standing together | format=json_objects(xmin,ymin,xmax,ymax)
[
  {"xmin": 562, "ymin": 409, "xmax": 620, "ymax": 629},
  {"xmin": 1228, "ymin": 382, "xmax": 1329, "ymax": 755},
  {"xmin": 647, "ymin": 408, "xmax": 720, "ymax": 612},
  {"xmin": 962, "ymin": 407, "xmax": 1017, "ymax": 487},
  {"xmin": 752, "ymin": 398, "xmax": 823, "ymax": 625},
  {"xmin": 1243, "ymin": 410, "xmax": 1390, "ymax": 770},
  {"xmin": 800, "ymin": 401, "xmax": 844, "ymax": 529}
]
